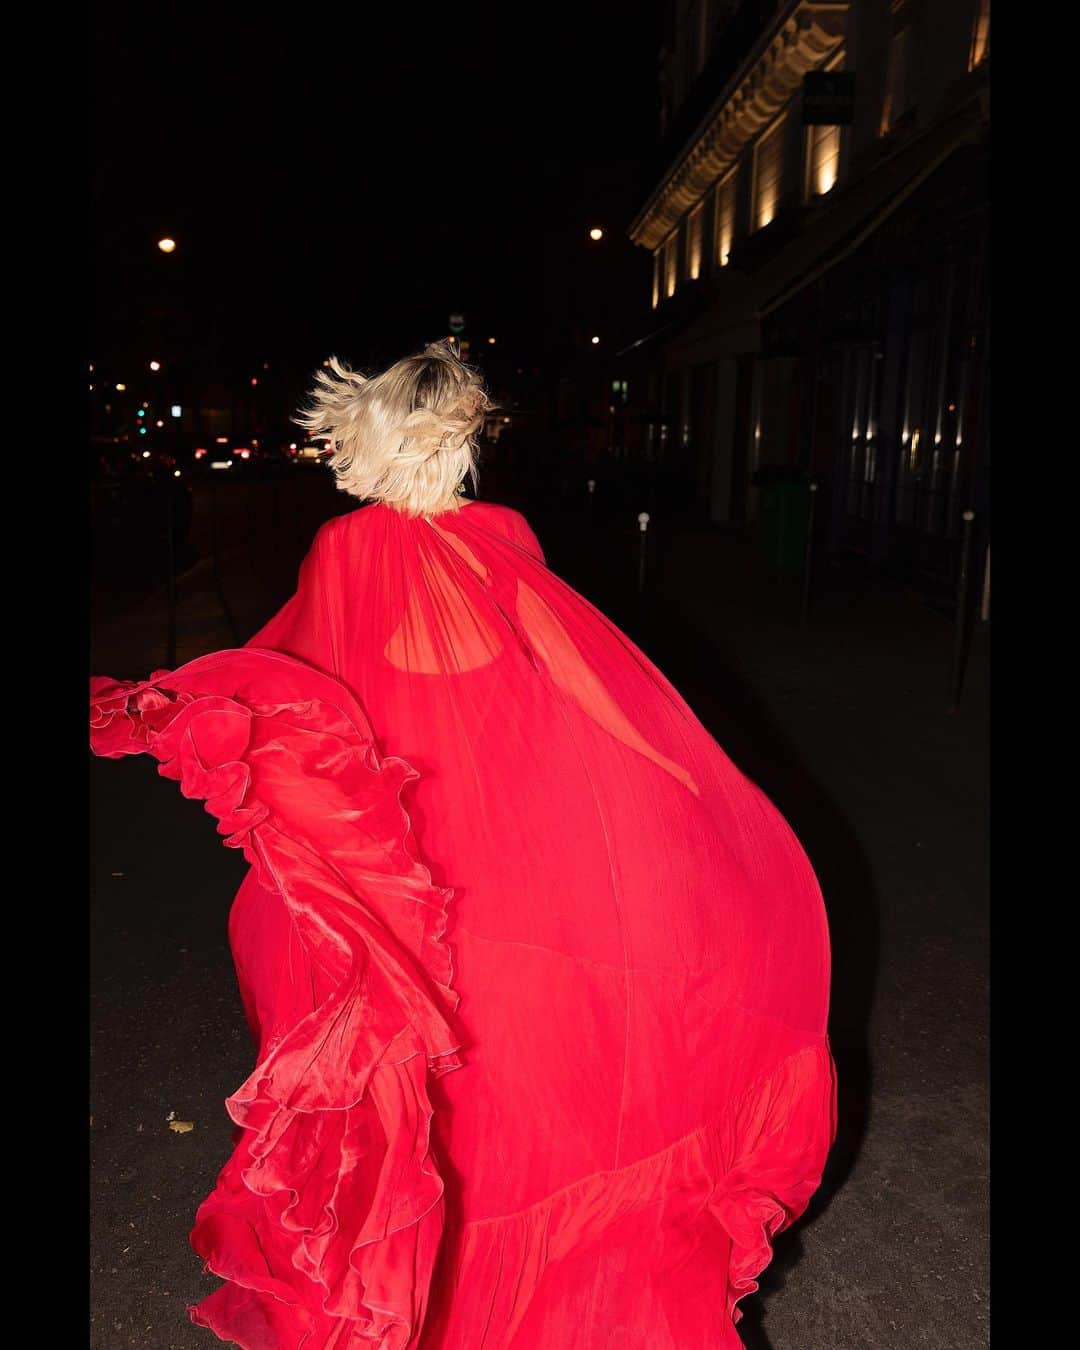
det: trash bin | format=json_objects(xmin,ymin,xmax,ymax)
[{"xmin": 752, "ymin": 464, "xmax": 811, "ymax": 578}]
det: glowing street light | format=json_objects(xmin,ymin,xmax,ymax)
[
  {"xmin": 590, "ymin": 335, "xmax": 601, "ymax": 345},
  {"xmin": 157, "ymin": 238, "xmax": 177, "ymax": 254},
  {"xmin": 487, "ymin": 336, "xmax": 497, "ymax": 345},
  {"xmin": 115, "ymin": 382, "xmax": 127, "ymax": 392},
  {"xmin": 149, "ymin": 360, "xmax": 161, "ymax": 372},
  {"xmin": 589, "ymin": 228, "xmax": 604, "ymax": 241}
]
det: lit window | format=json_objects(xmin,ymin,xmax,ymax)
[
  {"xmin": 969, "ymin": 0, "xmax": 990, "ymax": 69},
  {"xmin": 753, "ymin": 116, "xmax": 786, "ymax": 231},
  {"xmin": 664, "ymin": 231, "xmax": 678, "ymax": 298},
  {"xmin": 715, "ymin": 170, "xmax": 737, "ymax": 266},
  {"xmin": 652, "ymin": 250, "xmax": 661, "ymax": 308},
  {"xmin": 880, "ymin": 27, "xmax": 910, "ymax": 135},
  {"xmin": 686, "ymin": 202, "xmax": 704, "ymax": 280},
  {"xmin": 807, "ymin": 123, "xmax": 841, "ymax": 197}
]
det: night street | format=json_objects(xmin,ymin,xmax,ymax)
[
  {"xmin": 90, "ymin": 468, "xmax": 988, "ymax": 1350},
  {"xmin": 90, "ymin": 2, "xmax": 990, "ymax": 1341}
]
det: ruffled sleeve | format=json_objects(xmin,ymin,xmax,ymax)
[{"xmin": 90, "ymin": 648, "xmax": 460, "ymax": 1349}]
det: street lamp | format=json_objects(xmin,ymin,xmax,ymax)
[
  {"xmin": 487, "ymin": 336, "xmax": 497, "ymax": 345},
  {"xmin": 157, "ymin": 238, "xmax": 177, "ymax": 254},
  {"xmin": 589, "ymin": 228, "xmax": 604, "ymax": 241},
  {"xmin": 149, "ymin": 360, "xmax": 161, "ymax": 372},
  {"xmin": 590, "ymin": 335, "xmax": 601, "ymax": 345}
]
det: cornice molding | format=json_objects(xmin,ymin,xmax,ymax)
[{"xmin": 629, "ymin": 1, "xmax": 848, "ymax": 251}]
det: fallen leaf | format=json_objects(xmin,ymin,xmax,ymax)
[{"xmin": 168, "ymin": 1120, "xmax": 195, "ymax": 1134}]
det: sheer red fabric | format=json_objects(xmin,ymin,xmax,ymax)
[{"xmin": 90, "ymin": 499, "xmax": 836, "ymax": 1348}]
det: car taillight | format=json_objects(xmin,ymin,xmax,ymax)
[
  {"xmin": 194, "ymin": 448, "xmax": 207, "ymax": 459},
  {"xmin": 239, "ymin": 449, "xmax": 251, "ymax": 460}
]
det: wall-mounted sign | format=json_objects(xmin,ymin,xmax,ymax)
[{"xmin": 802, "ymin": 70, "xmax": 855, "ymax": 125}]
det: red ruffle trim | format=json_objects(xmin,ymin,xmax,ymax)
[{"xmin": 91, "ymin": 650, "xmax": 461, "ymax": 1349}]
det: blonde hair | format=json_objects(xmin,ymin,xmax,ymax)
[{"xmin": 294, "ymin": 341, "xmax": 490, "ymax": 517}]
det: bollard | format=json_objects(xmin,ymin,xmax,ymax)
[
  {"xmin": 637, "ymin": 511, "xmax": 650, "ymax": 595},
  {"xmin": 165, "ymin": 488, "xmax": 177, "ymax": 669},
  {"xmin": 980, "ymin": 544, "xmax": 990, "ymax": 623},
  {"xmin": 947, "ymin": 510, "xmax": 976, "ymax": 714},
  {"xmin": 800, "ymin": 482, "xmax": 819, "ymax": 628}
]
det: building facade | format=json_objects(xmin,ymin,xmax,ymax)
[{"xmin": 621, "ymin": 0, "xmax": 990, "ymax": 588}]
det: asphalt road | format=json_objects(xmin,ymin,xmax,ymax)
[{"xmin": 90, "ymin": 465, "xmax": 989, "ymax": 1349}]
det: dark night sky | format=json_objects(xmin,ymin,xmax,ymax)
[{"xmin": 89, "ymin": 1, "xmax": 666, "ymax": 380}]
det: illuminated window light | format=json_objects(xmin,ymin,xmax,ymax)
[
  {"xmin": 753, "ymin": 116, "xmax": 786, "ymax": 231},
  {"xmin": 715, "ymin": 170, "xmax": 736, "ymax": 267},
  {"xmin": 808, "ymin": 123, "xmax": 841, "ymax": 197},
  {"xmin": 687, "ymin": 202, "xmax": 704, "ymax": 280},
  {"xmin": 171, "ymin": 405, "xmax": 182, "ymax": 418}
]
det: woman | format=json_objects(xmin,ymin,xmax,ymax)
[{"xmin": 91, "ymin": 343, "xmax": 836, "ymax": 1349}]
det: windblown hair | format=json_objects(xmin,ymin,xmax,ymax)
[{"xmin": 294, "ymin": 342, "xmax": 490, "ymax": 517}]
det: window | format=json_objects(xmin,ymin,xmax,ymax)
[
  {"xmin": 663, "ymin": 231, "xmax": 678, "ymax": 299},
  {"xmin": 686, "ymin": 202, "xmax": 704, "ymax": 280},
  {"xmin": 714, "ymin": 169, "xmax": 737, "ymax": 266},
  {"xmin": 753, "ymin": 115, "xmax": 786, "ymax": 231},
  {"xmin": 805, "ymin": 51, "xmax": 845, "ymax": 199},
  {"xmin": 806, "ymin": 123, "xmax": 841, "ymax": 198},
  {"xmin": 652, "ymin": 250, "xmax": 661, "ymax": 309},
  {"xmin": 969, "ymin": 0, "xmax": 990, "ymax": 69},
  {"xmin": 880, "ymin": 27, "xmax": 910, "ymax": 135}
]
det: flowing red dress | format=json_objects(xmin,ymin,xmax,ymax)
[{"xmin": 90, "ymin": 499, "xmax": 836, "ymax": 1349}]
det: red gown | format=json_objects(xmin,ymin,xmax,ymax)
[{"xmin": 90, "ymin": 499, "xmax": 836, "ymax": 1349}]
